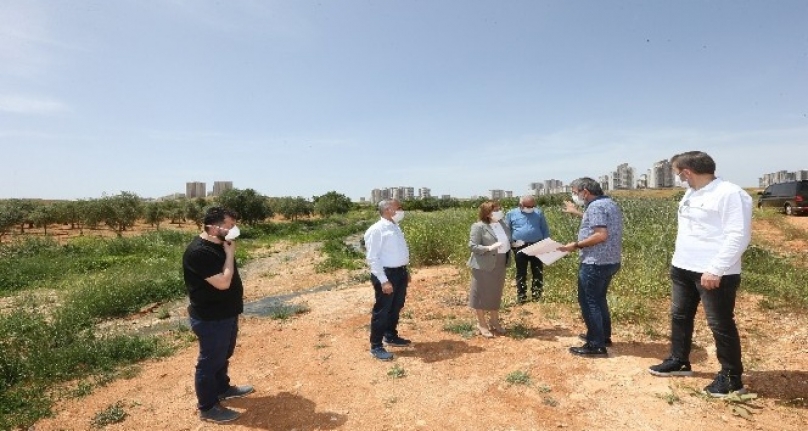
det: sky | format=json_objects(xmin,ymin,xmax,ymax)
[{"xmin": 1, "ymin": 0, "xmax": 807, "ymax": 201}]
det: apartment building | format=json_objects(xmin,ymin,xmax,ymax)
[
  {"xmin": 186, "ymin": 182, "xmax": 206, "ymax": 198},
  {"xmin": 212, "ymin": 181, "xmax": 234, "ymax": 196},
  {"xmin": 648, "ymin": 159, "xmax": 675, "ymax": 188}
]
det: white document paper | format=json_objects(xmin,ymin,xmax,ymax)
[{"xmin": 518, "ymin": 238, "xmax": 569, "ymax": 265}]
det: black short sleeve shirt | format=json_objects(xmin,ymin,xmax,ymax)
[{"xmin": 182, "ymin": 236, "xmax": 244, "ymax": 320}]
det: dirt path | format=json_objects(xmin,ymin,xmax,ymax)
[{"xmin": 32, "ymin": 236, "xmax": 808, "ymax": 431}]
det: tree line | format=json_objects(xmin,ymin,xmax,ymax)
[
  {"xmin": 0, "ymin": 189, "xmax": 355, "ymax": 242},
  {"xmin": 0, "ymin": 189, "xmax": 572, "ymax": 242}
]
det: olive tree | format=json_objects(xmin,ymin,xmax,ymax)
[
  {"xmin": 100, "ymin": 191, "xmax": 144, "ymax": 236},
  {"xmin": 215, "ymin": 188, "xmax": 272, "ymax": 226},
  {"xmin": 312, "ymin": 191, "xmax": 352, "ymax": 217},
  {"xmin": 272, "ymin": 196, "xmax": 313, "ymax": 220},
  {"xmin": 0, "ymin": 200, "xmax": 26, "ymax": 242},
  {"xmin": 29, "ymin": 203, "xmax": 58, "ymax": 235},
  {"xmin": 185, "ymin": 198, "xmax": 207, "ymax": 229}
]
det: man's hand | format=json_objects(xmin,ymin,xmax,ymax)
[
  {"xmin": 562, "ymin": 201, "xmax": 582, "ymax": 216},
  {"xmin": 223, "ymin": 239, "xmax": 236, "ymax": 255},
  {"xmin": 701, "ymin": 272, "xmax": 722, "ymax": 290},
  {"xmin": 382, "ymin": 281, "xmax": 394, "ymax": 294},
  {"xmin": 557, "ymin": 242, "xmax": 578, "ymax": 253}
]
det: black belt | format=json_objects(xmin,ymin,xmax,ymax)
[{"xmin": 384, "ymin": 265, "xmax": 408, "ymax": 271}]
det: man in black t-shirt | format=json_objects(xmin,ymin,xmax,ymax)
[{"xmin": 183, "ymin": 207, "xmax": 253, "ymax": 423}]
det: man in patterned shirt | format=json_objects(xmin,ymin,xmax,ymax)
[{"xmin": 559, "ymin": 177, "xmax": 624, "ymax": 356}]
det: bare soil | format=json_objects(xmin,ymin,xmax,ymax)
[{"xmin": 27, "ymin": 217, "xmax": 808, "ymax": 431}]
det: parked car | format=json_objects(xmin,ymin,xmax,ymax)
[{"xmin": 757, "ymin": 180, "xmax": 808, "ymax": 215}]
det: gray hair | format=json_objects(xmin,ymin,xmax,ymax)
[
  {"xmin": 377, "ymin": 199, "xmax": 398, "ymax": 215},
  {"xmin": 519, "ymin": 194, "xmax": 536, "ymax": 205},
  {"xmin": 570, "ymin": 177, "xmax": 604, "ymax": 196}
]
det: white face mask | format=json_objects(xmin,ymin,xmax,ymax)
[
  {"xmin": 491, "ymin": 210, "xmax": 504, "ymax": 222},
  {"xmin": 676, "ymin": 173, "xmax": 690, "ymax": 189},
  {"xmin": 224, "ymin": 225, "xmax": 240, "ymax": 241},
  {"xmin": 392, "ymin": 210, "xmax": 405, "ymax": 223},
  {"xmin": 572, "ymin": 193, "xmax": 586, "ymax": 206},
  {"xmin": 521, "ymin": 207, "xmax": 535, "ymax": 214}
]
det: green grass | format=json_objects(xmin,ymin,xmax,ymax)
[
  {"xmin": 2, "ymin": 200, "xmax": 807, "ymax": 429},
  {"xmin": 0, "ymin": 306, "xmax": 174, "ymax": 429},
  {"xmin": 387, "ymin": 364, "xmax": 407, "ymax": 379},
  {"xmin": 442, "ymin": 320, "xmax": 476, "ymax": 338},
  {"xmin": 266, "ymin": 303, "xmax": 311, "ymax": 321},
  {"xmin": 405, "ymin": 197, "xmax": 808, "ymax": 323},
  {"xmin": 505, "ymin": 370, "xmax": 531, "ymax": 385},
  {"xmin": 315, "ymin": 238, "xmax": 365, "ymax": 273},
  {"xmin": 91, "ymin": 401, "xmax": 128, "ymax": 428}
]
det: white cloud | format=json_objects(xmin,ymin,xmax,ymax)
[{"xmin": 0, "ymin": 95, "xmax": 69, "ymax": 114}]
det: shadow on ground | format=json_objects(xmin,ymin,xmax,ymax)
[
  {"xmin": 393, "ymin": 339, "xmax": 485, "ymax": 363},
  {"xmin": 225, "ymin": 392, "xmax": 347, "ymax": 430},
  {"xmin": 748, "ymin": 370, "xmax": 808, "ymax": 409}
]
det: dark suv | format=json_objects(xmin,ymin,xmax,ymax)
[{"xmin": 757, "ymin": 180, "xmax": 808, "ymax": 215}]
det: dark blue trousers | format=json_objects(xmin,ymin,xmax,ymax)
[
  {"xmin": 190, "ymin": 316, "xmax": 238, "ymax": 411},
  {"xmin": 369, "ymin": 267, "xmax": 408, "ymax": 347},
  {"xmin": 578, "ymin": 262, "xmax": 621, "ymax": 348}
]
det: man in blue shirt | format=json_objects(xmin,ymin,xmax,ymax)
[
  {"xmin": 559, "ymin": 178, "xmax": 623, "ymax": 356},
  {"xmin": 505, "ymin": 195, "xmax": 551, "ymax": 303}
]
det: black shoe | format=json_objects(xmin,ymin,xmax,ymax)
[
  {"xmin": 200, "ymin": 404, "xmax": 240, "ymax": 423},
  {"xmin": 577, "ymin": 333, "xmax": 612, "ymax": 347},
  {"xmin": 648, "ymin": 357, "xmax": 693, "ymax": 377},
  {"xmin": 383, "ymin": 336, "xmax": 412, "ymax": 347},
  {"xmin": 569, "ymin": 343, "xmax": 608, "ymax": 357},
  {"xmin": 517, "ymin": 296, "xmax": 528, "ymax": 304},
  {"xmin": 704, "ymin": 371, "xmax": 747, "ymax": 397},
  {"xmin": 218, "ymin": 384, "xmax": 254, "ymax": 401}
]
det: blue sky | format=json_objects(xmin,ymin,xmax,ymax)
[{"xmin": 2, "ymin": 0, "xmax": 806, "ymax": 201}]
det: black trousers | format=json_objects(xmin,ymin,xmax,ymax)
[
  {"xmin": 369, "ymin": 267, "xmax": 408, "ymax": 347},
  {"xmin": 669, "ymin": 266, "xmax": 743, "ymax": 374},
  {"xmin": 513, "ymin": 246, "xmax": 544, "ymax": 299}
]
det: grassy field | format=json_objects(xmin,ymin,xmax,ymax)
[{"xmin": 1, "ymin": 194, "xmax": 806, "ymax": 429}]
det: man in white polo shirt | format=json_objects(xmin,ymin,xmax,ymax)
[
  {"xmin": 363, "ymin": 199, "xmax": 411, "ymax": 361},
  {"xmin": 648, "ymin": 151, "xmax": 753, "ymax": 398}
]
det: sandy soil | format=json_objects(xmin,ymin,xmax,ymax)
[{"xmin": 24, "ymin": 217, "xmax": 808, "ymax": 431}]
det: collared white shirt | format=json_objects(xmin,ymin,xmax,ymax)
[
  {"xmin": 672, "ymin": 178, "xmax": 752, "ymax": 276},
  {"xmin": 364, "ymin": 217, "xmax": 410, "ymax": 284}
]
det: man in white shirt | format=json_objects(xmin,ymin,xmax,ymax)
[
  {"xmin": 363, "ymin": 199, "xmax": 411, "ymax": 361},
  {"xmin": 648, "ymin": 151, "xmax": 753, "ymax": 398}
]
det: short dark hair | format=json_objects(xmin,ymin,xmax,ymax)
[
  {"xmin": 570, "ymin": 177, "xmax": 604, "ymax": 196},
  {"xmin": 670, "ymin": 151, "xmax": 716, "ymax": 175},
  {"xmin": 203, "ymin": 206, "xmax": 239, "ymax": 227}
]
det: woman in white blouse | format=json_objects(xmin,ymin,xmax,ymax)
[{"xmin": 467, "ymin": 201, "xmax": 512, "ymax": 337}]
